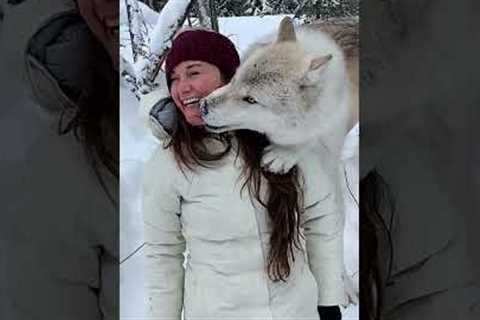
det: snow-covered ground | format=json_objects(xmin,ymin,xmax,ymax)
[{"xmin": 120, "ymin": 2, "xmax": 358, "ymax": 319}]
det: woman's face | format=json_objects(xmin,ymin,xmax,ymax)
[{"xmin": 170, "ymin": 60, "xmax": 225, "ymax": 126}]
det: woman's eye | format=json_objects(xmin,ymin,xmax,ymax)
[
  {"xmin": 243, "ymin": 96, "xmax": 257, "ymax": 104},
  {"xmin": 189, "ymin": 71, "xmax": 200, "ymax": 76}
]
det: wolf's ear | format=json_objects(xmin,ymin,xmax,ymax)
[
  {"xmin": 300, "ymin": 54, "xmax": 332, "ymax": 86},
  {"xmin": 277, "ymin": 17, "xmax": 296, "ymax": 42},
  {"xmin": 310, "ymin": 55, "xmax": 332, "ymax": 70}
]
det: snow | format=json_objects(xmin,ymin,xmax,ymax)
[
  {"xmin": 219, "ymin": 14, "xmax": 295, "ymax": 55},
  {"xmin": 120, "ymin": 3, "xmax": 358, "ymax": 319},
  {"xmin": 120, "ymin": 2, "xmax": 296, "ymax": 63},
  {"xmin": 120, "ymin": 0, "xmax": 159, "ymax": 63},
  {"xmin": 149, "ymin": 0, "xmax": 191, "ymax": 55},
  {"xmin": 120, "ymin": 80, "xmax": 158, "ymax": 319}
]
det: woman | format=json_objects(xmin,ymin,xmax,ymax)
[{"xmin": 143, "ymin": 29, "xmax": 345, "ymax": 319}]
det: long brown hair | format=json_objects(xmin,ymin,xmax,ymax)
[
  {"xmin": 360, "ymin": 170, "xmax": 395, "ymax": 319},
  {"xmin": 167, "ymin": 111, "xmax": 304, "ymax": 282}
]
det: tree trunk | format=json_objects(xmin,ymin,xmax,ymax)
[
  {"xmin": 197, "ymin": 0, "xmax": 212, "ymax": 29},
  {"xmin": 208, "ymin": 0, "xmax": 219, "ymax": 32},
  {"xmin": 125, "ymin": 0, "xmax": 139, "ymax": 62}
]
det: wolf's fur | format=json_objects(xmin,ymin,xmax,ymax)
[
  {"xmin": 200, "ymin": 17, "xmax": 358, "ymax": 305},
  {"xmin": 201, "ymin": 17, "xmax": 354, "ymax": 174}
]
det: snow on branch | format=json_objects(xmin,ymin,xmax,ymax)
[
  {"xmin": 293, "ymin": 0, "xmax": 310, "ymax": 19},
  {"xmin": 134, "ymin": 0, "xmax": 193, "ymax": 95},
  {"xmin": 124, "ymin": 0, "xmax": 150, "ymax": 62},
  {"xmin": 197, "ymin": 0, "xmax": 213, "ymax": 29},
  {"xmin": 120, "ymin": 57, "xmax": 141, "ymax": 100}
]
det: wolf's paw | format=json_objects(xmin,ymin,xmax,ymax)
[{"xmin": 261, "ymin": 145, "xmax": 300, "ymax": 174}]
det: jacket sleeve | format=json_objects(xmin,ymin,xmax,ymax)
[
  {"xmin": 142, "ymin": 148, "xmax": 185, "ymax": 319},
  {"xmin": 301, "ymin": 163, "xmax": 346, "ymax": 307}
]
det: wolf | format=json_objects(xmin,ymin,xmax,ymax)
[
  {"xmin": 200, "ymin": 17, "xmax": 358, "ymax": 305},
  {"xmin": 200, "ymin": 17, "xmax": 355, "ymax": 174}
]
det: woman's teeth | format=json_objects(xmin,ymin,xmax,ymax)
[{"xmin": 183, "ymin": 97, "xmax": 200, "ymax": 107}]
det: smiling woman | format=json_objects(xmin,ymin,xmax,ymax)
[
  {"xmin": 161, "ymin": 29, "xmax": 240, "ymax": 169},
  {"xmin": 169, "ymin": 60, "xmax": 224, "ymax": 126},
  {"xmin": 142, "ymin": 27, "xmax": 346, "ymax": 320}
]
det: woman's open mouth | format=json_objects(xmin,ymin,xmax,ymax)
[{"xmin": 183, "ymin": 97, "xmax": 201, "ymax": 108}]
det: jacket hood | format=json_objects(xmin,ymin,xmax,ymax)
[{"xmin": 1, "ymin": 0, "xmax": 110, "ymax": 122}]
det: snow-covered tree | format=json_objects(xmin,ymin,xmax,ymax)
[
  {"xmin": 125, "ymin": 0, "xmax": 151, "ymax": 62},
  {"xmin": 196, "ymin": 0, "xmax": 213, "ymax": 29},
  {"xmin": 297, "ymin": 0, "xmax": 359, "ymax": 21},
  {"xmin": 122, "ymin": 0, "xmax": 194, "ymax": 97},
  {"xmin": 123, "ymin": 0, "xmax": 358, "ymax": 97},
  {"xmin": 140, "ymin": 0, "xmax": 358, "ymax": 19},
  {"xmin": 139, "ymin": 0, "xmax": 295, "ymax": 17},
  {"xmin": 141, "ymin": 0, "xmax": 169, "ymax": 12}
]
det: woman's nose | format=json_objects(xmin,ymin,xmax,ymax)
[{"xmin": 177, "ymin": 78, "xmax": 193, "ymax": 95}]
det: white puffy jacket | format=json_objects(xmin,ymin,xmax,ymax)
[{"xmin": 142, "ymin": 138, "xmax": 346, "ymax": 319}]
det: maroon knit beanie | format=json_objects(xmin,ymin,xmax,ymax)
[{"xmin": 165, "ymin": 29, "xmax": 240, "ymax": 91}]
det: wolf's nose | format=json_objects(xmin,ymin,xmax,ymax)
[{"xmin": 199, "ymin": 100, "xmax": 209, "ymax": 117}]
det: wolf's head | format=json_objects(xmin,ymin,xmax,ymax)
[{"xmin": 200, "ymin": 17, "xmax": 346, "ymax": 146}]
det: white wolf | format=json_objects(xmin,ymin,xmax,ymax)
[
  {"xmin": 200, "ymin": 17, "xmax": 354, "ymax": 173},
  {"xmin": 200, "ymin": 17, "xmax": 358, "ymax": 305}
]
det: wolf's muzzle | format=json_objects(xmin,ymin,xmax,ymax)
[{"xmin": 199, "ymin": 100, "xmax": 209, "ymax": 117}]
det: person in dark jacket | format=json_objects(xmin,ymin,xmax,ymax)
[{"xmin": 0, "ymin": 1, "xmax": 118, "ymax": 319}]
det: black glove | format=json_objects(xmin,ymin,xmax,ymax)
[{"xmin": 318, "ymin": 305, "xmax": 341, "ymax": 320}]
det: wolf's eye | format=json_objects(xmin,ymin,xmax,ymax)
[{"xmin": 243, "ymin": 96, "xmax": 257, "ymax": 104}]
